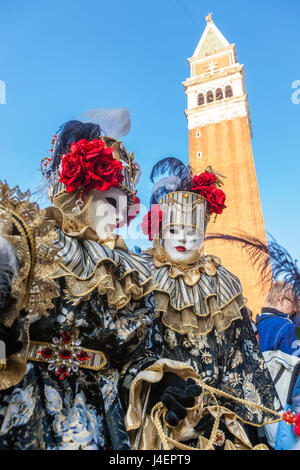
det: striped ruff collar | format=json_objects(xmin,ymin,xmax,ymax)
[{"xmin": 50, "ymin": 230, "xmax": 153, "ymax": 308}]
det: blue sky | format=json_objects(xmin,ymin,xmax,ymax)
[{"xmin": 0, "ymin": 0, "xmax": 299, "ymax": 258}]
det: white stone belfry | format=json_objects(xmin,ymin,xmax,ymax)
[{"xmin": 183, "ymin": 16, "xmax": 252, "ymax": 135}]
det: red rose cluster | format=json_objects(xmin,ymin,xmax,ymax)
[
  {"xmin": 191, "ymin": 170, "xmax": 226, "ymax": 215},
  {"xmin": 294, "ymin": 412, "xmax": 300, "ymax": 436},
  {"xmin": 59, "ymin": 138, "xmax": 124, "ymax": 193},
  {"xmin": 141, "ymin": 204, "xmax": 162, "ymax": 240}
]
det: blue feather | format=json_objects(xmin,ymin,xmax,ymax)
[{"xmin": 149, "ymin": 157, "xmax": 193, "ymax": 205}]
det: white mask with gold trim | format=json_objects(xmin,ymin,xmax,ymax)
[{"xmin": 160, "ymin": 191, "xmax": 209, "ymax": 266}]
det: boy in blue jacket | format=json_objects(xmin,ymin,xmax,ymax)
[{"xmin": 257, "ymin": 281, "xmax": 299, "ymax": 357}]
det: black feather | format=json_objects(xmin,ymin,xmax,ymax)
[
  {"xmin": 268, "ymin": 235, "xmax": 300, "ymax": 298},
  {"xmin": 205, "ymin": 231, "xmax": 300, "ymax": 297},
  {"xmin": 150, "ymin": 157, "xmax": 192, "ymax": 184},
  {"xmin": 51, "ymin": 120, "xmax": 103, "ymax": 172}
]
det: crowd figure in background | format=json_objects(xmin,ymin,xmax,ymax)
[
  {"xmin": 257, "ymin": 281, "xmax": 299, "ymax": 358},
  {"xmin": 255, "ymin": 282, "xmax": 300, "ymax": 449},
  {"xmin": 205, "ymin": 228, "xmax": 300, "ymax": 450}
]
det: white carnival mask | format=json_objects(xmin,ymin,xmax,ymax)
[
  {"xmin": 159, "ymin": 191, "xmax": 207, "ymax": 265},
  {"xmin": 162, "ymin": 225, "xmax": 204, "ymax": 264},
  {"xmin": 88, "ymin": 187, "xmax": 128, "ymax": 240}
]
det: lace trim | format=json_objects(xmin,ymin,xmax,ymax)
[{"xmin": 157, "ymin": 291, "xmax": 245, "ymax": 336}]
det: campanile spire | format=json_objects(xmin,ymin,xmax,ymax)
[{"xmin": 183, "ymin": 17, "xmax": 269, "ymax": 315}]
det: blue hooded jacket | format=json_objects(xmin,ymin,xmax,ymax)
[{"xmin": 257, "ymin": 307, "xmax": 300, "ymax": 357}]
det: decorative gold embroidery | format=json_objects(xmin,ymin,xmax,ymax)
[
  {"xmin": 0, "ymin": 182, "xmax": 61, "ymax": 320},
  {"xmin": 0, "ymin": 182, "xmax": 62, "ymax": 390},
  {"xmin": 28, "ymin": 339, "xmax": 107, "ymax": 377}
]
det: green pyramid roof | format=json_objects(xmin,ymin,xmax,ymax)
[
  {"xmin": 193, "ymin": 21, "xmax": 230, "ymax": 58},
  {"xmin": 198, "ymin": 28, "xmax": 226, "ymax": 56}
]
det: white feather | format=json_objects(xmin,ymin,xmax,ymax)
[
  {"xmin": 78, "ymin": 108, "xmax": 131, "ymax": 140},
  {"xmin": 151, "ymin": 176, "xmax": 181, "ymax": 195},
  {"xmin": 134, "ymin": 161, "xmax": 142, "ymax": 185}
]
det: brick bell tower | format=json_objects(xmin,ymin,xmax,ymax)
[{"xmin": 183, "ymin": 14, "xmax": 269, "ymax": 316}]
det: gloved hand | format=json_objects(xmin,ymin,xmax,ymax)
[
  {"xmin": 0, "ymin": 309, "xmax": 23, "ymax": 358},
  {"xmin": 147, "ymin": 372, "xmax": 202, "ymax": 426}
]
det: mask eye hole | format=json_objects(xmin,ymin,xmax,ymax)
[{"xmin": 105, "ymin": 197, "xmax": 117, "ymax": 208}]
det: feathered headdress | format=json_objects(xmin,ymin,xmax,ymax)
[
  {"xmin": 149, "ymin": 157, "xmax": 193, "ymax": 206},
  {"xmin": 141, "ymin": 157, "xmax": 226, "ymax": 240},
  {"xmin": 78, "ymin": 108, "xmax": 131, "ymax": 141},
  {"xmin": 41, "ymin": 111, "xmax": 140, "ymax": 219},
  {"xmin": 149, "ymin": 157, "xmax": 226, "ymax": 212}
]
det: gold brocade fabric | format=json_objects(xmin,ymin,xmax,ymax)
[
  {"xmin": 0, "ymin": 316, "xmax": 29, "ymax": 391},
  {"xmin": 0, "ymin": 301, "xmax": 28, "ymax": 390},
  {"xmin": 0, "ymin": 351, "xmax": 28, "ymax": 391},
  {"xmin": 145, "ymin": 249, "xmax": 245, "ymax": 336},
  {"xmin": 125, "ymin": 359, "xmax": 274, "ymax": 451},
  {"xmin": 0, "ymin": 183, "xmax": 61, "ymax": 321},
  {"xmin": 0, "ymin": 182, "xmax": 63, "ymax": 390}
]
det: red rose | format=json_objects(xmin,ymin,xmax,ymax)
[
  {"xmin": 59, "ymin": 152, "xmax": 89, "ymax": 193},
  {"xmin": 85, "ymin": 154, "xmax": 124, "ymax": 191},
  {"xmin": 141, "ymin": 204, "xmax": 162, "ymax": 240},
  {"xmin": 206, "ymin": 186, "xmax": 226, "ymax": 214},
  {"xmin": 194, "ymin": 184, "xmax": 212, "ymax": 201},
  {"xmin": 75, "ymin": 139, "xmax": 109, "ymax": 160},
  {"xmin": 190, "ymin": 171, "xmax": 226, "ymax": 215},
  {"xmin": 59, "ymin": 138, "xmax": 125, "ymax": 194},
  {"xmin": 191, "ymin": 171, "xmax": 216, "ymax": 191}
]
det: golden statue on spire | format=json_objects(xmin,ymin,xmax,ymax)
[{"xmin": 206, "ymin": 12, "xmax": 213, "ymax": 24}]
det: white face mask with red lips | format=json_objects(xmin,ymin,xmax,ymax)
[{"xmin": 162, "ymin": 225, "xmax": 204, "ymax": 264}]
